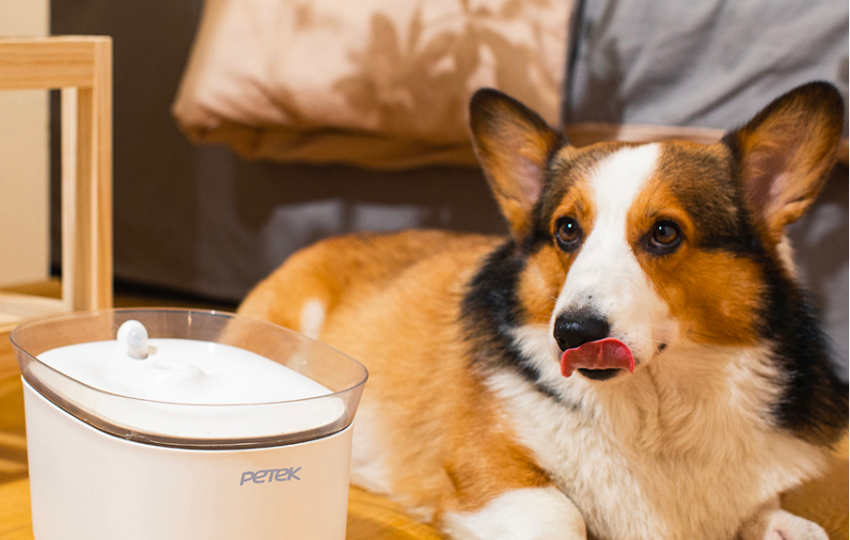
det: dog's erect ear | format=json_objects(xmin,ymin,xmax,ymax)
[
  {"xmin": 470, "ymin": 89, "xmax": 564, "ymax": 238},
  {"xmin": 724, "ymin": 81, "xmax": 845, "ymax": 240}
]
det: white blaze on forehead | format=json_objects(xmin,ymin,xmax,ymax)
[
  {"xmin": 557, "ymin": 143, "xmax": 661, "ymax": 306},
  {"xmin": 590, "ymin": 144, "xmax": 661, "ymax": 221},
  {"xmin": 553, "ymin": 144, "xmax": 671, "ymax": 360}
]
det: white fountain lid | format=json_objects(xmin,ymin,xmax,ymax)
[
  {"xmin": 24, "ymin": 318, "xmax": 352, "ymax": 446},
  {"xmin": 39, "ymin": 321, "xmax": 333, "ymax": 404}
]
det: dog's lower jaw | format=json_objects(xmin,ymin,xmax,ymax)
[{"xmin": 576, "ymin": 368, "xmax": 623, "ymax": 381}]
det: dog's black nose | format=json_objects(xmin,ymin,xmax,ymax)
[{"xmin": 554, "ymin": 312, "xmax": 610, "ymax": 351}]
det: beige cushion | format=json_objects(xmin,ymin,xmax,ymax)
[{"xmin": 172, "ymin": 0, "xmax": 572, "ymax": 169}]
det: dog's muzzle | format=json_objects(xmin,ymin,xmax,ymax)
[{"xmin": 554, "ymin": 312, "xmax": 634, "ymax": 380}]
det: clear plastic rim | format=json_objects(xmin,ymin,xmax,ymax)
[{"xmin": 10, "ymin": 308, "xmax": 369, "ymax": 449}]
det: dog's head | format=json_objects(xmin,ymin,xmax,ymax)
[{"xmin": 469, "ymin": 83, "xmax": 844, "ymax": 384}]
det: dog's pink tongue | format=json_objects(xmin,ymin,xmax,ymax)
[{"xmin": 560, "ymin": 338, "xmax": 635, "ymax": 378}]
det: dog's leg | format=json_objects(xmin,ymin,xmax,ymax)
[
  {"xmin": 739, "ymin": 498, "xmax": 828, "ymax": 540},
  {"xmin": 441, "ymin": 486, "xmax": 586, "ymax": 540}
]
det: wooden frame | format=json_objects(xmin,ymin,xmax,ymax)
[{"xmin": 0, "ymin": 37, "xmax": 112, "ymax": 374}]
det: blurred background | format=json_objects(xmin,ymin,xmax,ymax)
[{"xmin": 1, "ymin": 0, "xmax": 847, "ymax": 377}]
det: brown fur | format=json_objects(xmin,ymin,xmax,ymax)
[
  {"xmin": 239, "ymin": 231, "xmax": 553, "ymax": 520},
  {"xmin": 239, "ymin": 82, "xmax": 846, "ymax": 538},
  {"xmin": 518, "ymin": 244, "xmax": 567, "ymax": 326},
  {"xmin": 727, "ymin": 83, "xmax": 844, "ymax": 242},
  {"xmin": 627, "ymin": 157, "xmax": 764, "ymax": 346}
]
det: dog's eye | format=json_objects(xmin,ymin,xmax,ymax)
[
  {"xmin": 649, "ymin": 221, "xmax": 682, "ymax": 252},
  {"xmin": 555, "ymin": 218, "xmax": 583, "ymax": 251}
]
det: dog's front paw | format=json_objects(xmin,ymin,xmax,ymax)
[
  {"xmin": 760, "ymin": 515, "xmax": 828, "ymax": 540},
  {"xmin": 441, "ymin": 487, "xmax": 586, "ymax": 540},
  {"xmin": 740, "ymin": 508, "xmax": 828, "ymax": 540}
]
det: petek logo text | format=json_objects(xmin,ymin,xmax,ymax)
[{"xmin": 240, "ymin": 467, "xmax": 301, "ymax": 486}]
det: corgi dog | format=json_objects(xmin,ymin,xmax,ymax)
[{"xmin": 238, "ymin": 82, "xmax": 848, "ymax": 540}]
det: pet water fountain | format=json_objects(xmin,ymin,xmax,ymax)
[{"xmin": 10, "ymin": 308, "xmax": 367, "ymax": 540}]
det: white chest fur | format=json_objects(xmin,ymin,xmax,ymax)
[{"xmin": 485, "ymin": 347, "xmax": 829, "ymax": 540}]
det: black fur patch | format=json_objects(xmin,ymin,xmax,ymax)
[
  {"xmin": 759, "ymin": 260, "xmax": 849, "ymax": 445},
  {"xmin": 460, "ymin": 241, "xmax": 568, "ymax": 404}
]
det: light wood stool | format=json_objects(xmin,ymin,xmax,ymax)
[{"xmin": 0, "ymin": 36, "xmax": 112, "ymax": 378}]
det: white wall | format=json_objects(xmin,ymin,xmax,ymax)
[{"xmin": 0, "ymin": 0, "xmax": 50, "ymax": 286}]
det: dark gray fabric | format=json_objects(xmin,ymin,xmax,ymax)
[
  {"xmin": 568, "ymin": 0, "xmax": 849, "ymax": 132},
  {"xmin": 568, "ymin": 0, "xmax": 849, "ymax": 378}
]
